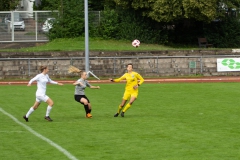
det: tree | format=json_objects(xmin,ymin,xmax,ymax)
[
  {"xmin": 35, "ymin": 0, "xmax": 108, "ymax": 11},
  {"xmin": 46, "ymin": 0, "xmax": 85, "ymax": 40},
  {"xmin": 0, "ymin": 0, "xmax": 20, "ymax": 11},
  {"xmin": 89, "ymin": 0, "xmax": 105, "ymax": 10},
  {"xmin": 34, "ymin": 0, "xmax": 60, "ymax": 11},
  {"xmin": 112, "ymin": 0, "xmax": 240, "ymax": 22}
]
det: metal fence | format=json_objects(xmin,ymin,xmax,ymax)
[
  {"xmin": 0, "ymin": 11, "xmax": 58, "ymax": 42},
  {"xmin": 0, "ymin": 11, "xmax": 101, "ymax": 43},
  {"xmin": 90, "ymin": 11, "xmax": 101, "ymax": 26}
]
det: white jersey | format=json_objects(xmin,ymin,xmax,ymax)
[{"xmin": 28, "ymin": 73, "xmax": 58, "ymax": 96}]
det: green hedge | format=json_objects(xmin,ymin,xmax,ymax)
[
  {"xmin": 203, "ymin": 18, "xmax": 240, "ymax": 48},
  {"xmin": 96, "ymin": 9, "xmax": 169, "ymax": 44}
]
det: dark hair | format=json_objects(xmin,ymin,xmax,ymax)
[
  {"xmin": 39, "ymin": 66, "xmax": 47, "ymax": 72},
  {"xmin": 127, "ymin": 63, "xmax": 133, "ymax": 68}
]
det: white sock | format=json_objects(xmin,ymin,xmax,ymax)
[
  {"xmin": 26, "ymin": 107, "xmax": 35, "ymax": 118},
  {"xmin": 46, "ymin": 106, "xmax": 52, "ymax": 117}
]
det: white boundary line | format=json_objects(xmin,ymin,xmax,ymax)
[
  {"xmin": 0, "ymin": 131, "xmax": 24, "ymax": 133},
  {"xmin": 0, "ymin": 107, "xmax": 78, "ymax": 160}
]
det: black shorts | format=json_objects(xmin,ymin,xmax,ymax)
[{"xmin": 74, "ymin": 95, "xmax": 90, "ymax": 105}]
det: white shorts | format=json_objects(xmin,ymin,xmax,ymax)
[{"xmin": 36, "ymin": 95, "xmax": 49, "ymax": 103}]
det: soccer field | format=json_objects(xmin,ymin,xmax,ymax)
[{"xmin": 0, "ymin": 83, "xmax": 240, "ymax": 160}]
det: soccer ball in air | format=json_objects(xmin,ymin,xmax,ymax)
[{"xmin": 132, "ymin": 39, "xmax": 140, "ymax": 48}]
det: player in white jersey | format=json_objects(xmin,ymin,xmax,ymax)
[
  {"xmin": 23, "ymin": 66, "xmax": 63, "ymax": 122},
  {"xmin": 73, "ymin": 71, "xmax": 100, "ymax": 118}
]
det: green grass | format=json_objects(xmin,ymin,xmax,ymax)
[
  {"xmin": 0, "ymin": 37, "xmax": 229, "ymax": 52},
  {"xmin": 0, "ymin": 37, "xmax": 202, "ymax": 52},
  {"xmin": 1, "ymin": 83, "xmax": 240, "ymax": 159}
]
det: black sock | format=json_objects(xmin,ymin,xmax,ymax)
[
  {"xmin": 84, "ymin": 105, "xmax": 89, "ymax": 114},
  {"xmin": 89, "ymin": 109, "xmax": 92, "ymax": 113}
]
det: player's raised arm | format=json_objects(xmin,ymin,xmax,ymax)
[
  {"xmin": 73, "ymin": 81, "xmax": 83, "ymax": 86},
  {"xmin": 90, "ymin": 86, "xmax": 100, "ymax": 89},
  {"xmin": 46, "ymin": 74, "xmax": 63, "ymax": 85},
  {"xmin": 110, "ymin": 74, "xmax": 126, "ymax": 82}
]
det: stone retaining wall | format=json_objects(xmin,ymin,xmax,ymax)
[{"xmin": 0, "ymin": 50, "xmax": 239, "ymax": 79}]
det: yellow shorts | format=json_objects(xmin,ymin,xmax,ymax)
[{"xmin": 123, "ymin": 90, "xmax": 138, "ymax": 100}]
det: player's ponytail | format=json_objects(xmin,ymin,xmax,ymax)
[{"xmin": 68, "ymin": 66, "xmax": 81, "ymax": 73}]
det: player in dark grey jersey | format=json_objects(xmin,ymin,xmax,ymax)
[{"xmin": 73, "ymin": 71, "xmax": 100, "ymax": 118}]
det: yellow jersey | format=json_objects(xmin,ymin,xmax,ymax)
[{"xmin": 114, "ymin": 71, "xmax": 144, "ymax": 91}]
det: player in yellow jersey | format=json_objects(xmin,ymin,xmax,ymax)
[{"xmin": 110, "ymin": 63, "xmax": 144, "ymax": 117}]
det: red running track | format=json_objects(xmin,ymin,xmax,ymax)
[{"xmin": 1, "ymin": 77, "xmax": 240, "ymax": 85}]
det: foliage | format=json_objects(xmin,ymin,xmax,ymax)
[
  {"xmin": 116, "ymin": 10, "xmax": 169, "ymax": 44},
  {"xmin": 33, "ymin": 0, "xmax": 60, "ymax": 10},
  {"xmin": 32, "ymin": 0, "xmax": 240, "ymax": 47},
  {"xmin": 35, "ymin": 0, "xmax": 100, "ymax": 40},
  {"xmin": 99, "ymin": 0, "xmax": 240, "ymax": 47},
  {"xmin": 182, "ymin": 0, "xmax": 217, "ymax": 22},
  {"xmin": 168, "ymin": 20, "xmax": 204, "ymax": 45},
  {"xmin": 46, "ymin": 0, "xmax": 85, "ymax": 40},
  {"xmin": 97, "ymin": 9, "xmax": 169, "ymax": 44},
  {"xmin": 113, "ymin": 0, "xmax": 240, "ymax": 22},
  {"xmin": 0, "ymin": 0, "xmax": 20, "ymax": 11},
  {"xmin": 95, "ymin": 9, "xmax": 119, "ymax": 39},
  {"xmin": 203, "ymin": 18, "xmax": 240, "ymax": 48},
  {"xmin": 89, "ymin": 0, "xmax": 105, "ymax": 10}
]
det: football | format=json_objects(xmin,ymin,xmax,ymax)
[{"xmin": 132, "ymin": 39, "xmax": 140, "ymax": 48}]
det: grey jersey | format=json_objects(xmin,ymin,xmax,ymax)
[{"xmin": 74, "ymin": 78, "xmax": 91, "ymax": 95}]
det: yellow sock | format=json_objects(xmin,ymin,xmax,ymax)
[
  {"xmin": 117, "ymin": 105, "xmax": 123, "ymax": 114},
  {"xmin": 123, "ymin": 103, "xmax": 131, "ymax": 112}
]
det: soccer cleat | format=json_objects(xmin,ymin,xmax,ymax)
[
  {"xmin": 121, "ymin": 112, "xmax": 125, "ymax": 117},
  {"xmin": 114, "ymin": 113, "xmax": 119, "ymax": 117},
  {"xmin": 86, "ymin": 113, "xmax": 92, "ymax": 118},
  {"xmin": 23, "ymin": 115, "xmax": 29, "ymax": 122},
  {"xmin": 45, "ymin": 116, "xmax": 53, "ymax": 121}
]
